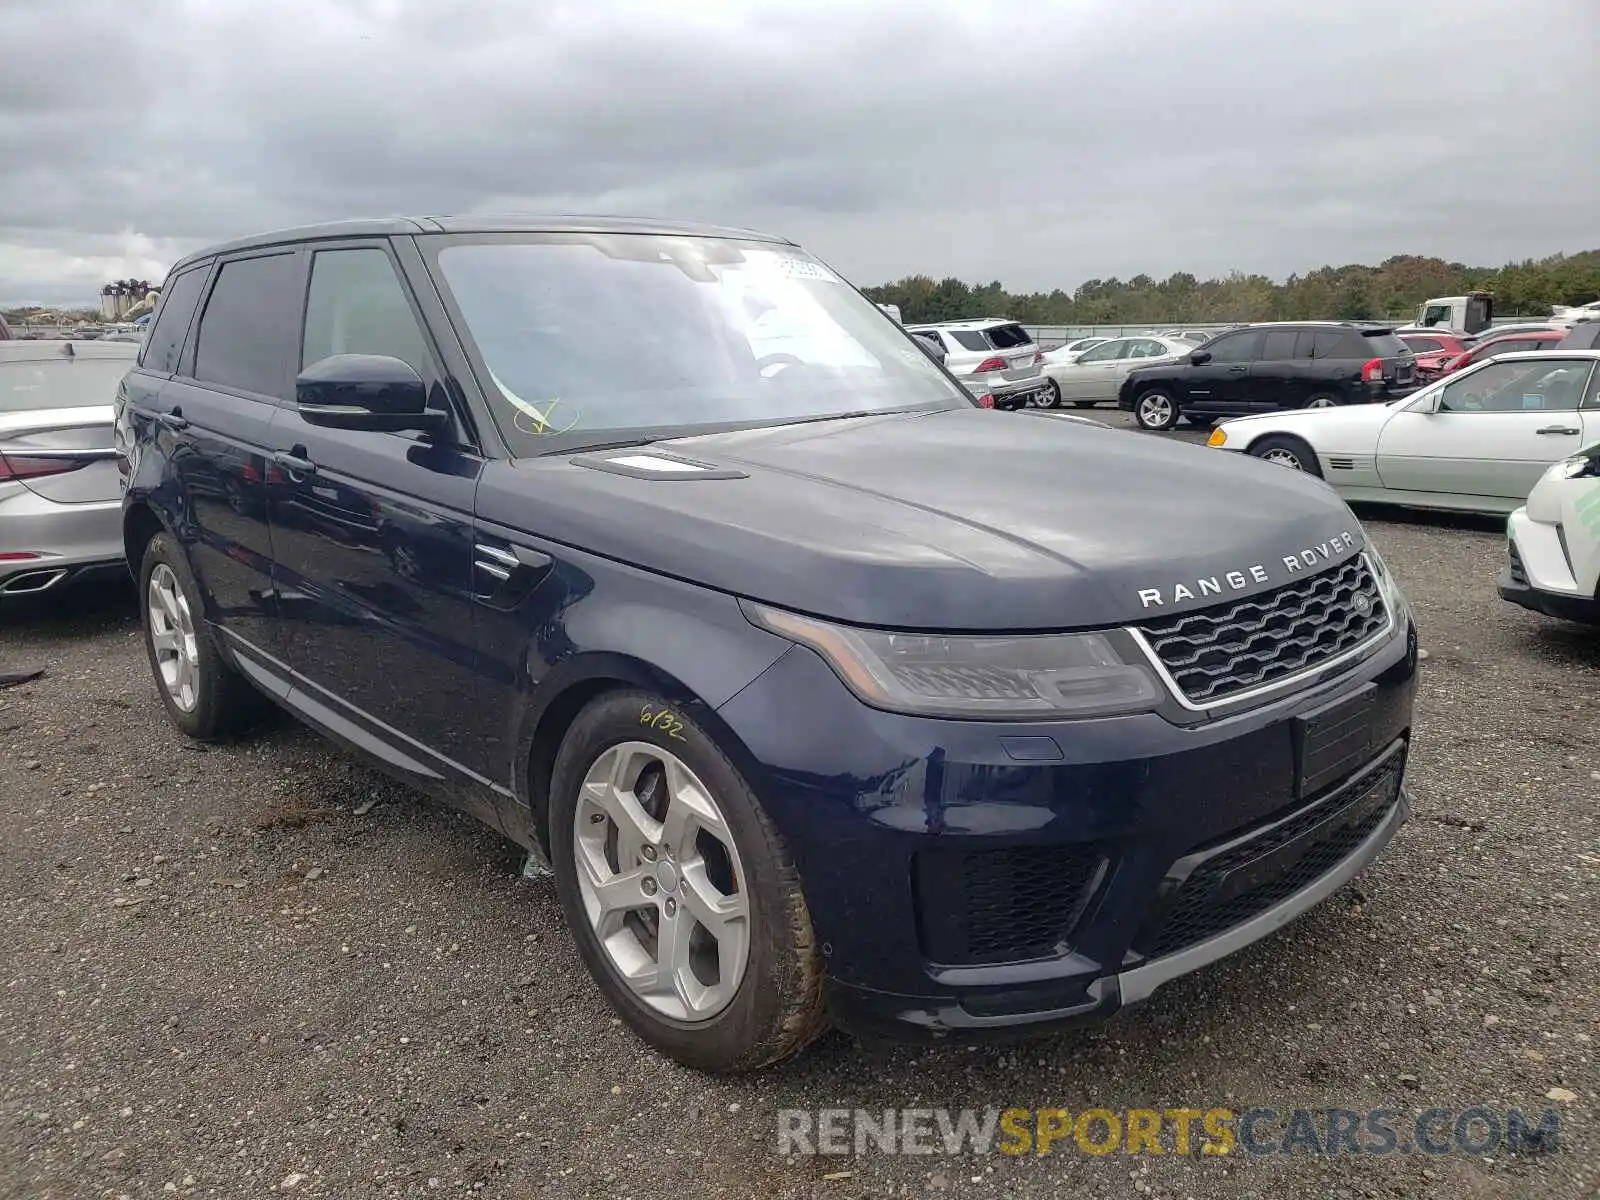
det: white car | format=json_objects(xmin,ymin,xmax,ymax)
[
  {"xmin": 903, "ymin": 319, "xmax": 1051, "ymax": 410},
  {"xmin": 1500, "ymin": 441, "xmax": 1600, "ymax": 624},
  {"xmin": 1039, "ymin": 336, "xmax": 1110, "ymax": 366},
  {"xmin": 1039, "ymin": 335, "xmax": 1196, "ymax": 409},
  {"xmin": 1203, "ymin": 350, "xmax": 1600, "ymax": 514}
]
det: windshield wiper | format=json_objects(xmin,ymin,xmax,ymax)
[{"xmin": 537, "ymin": 435, "xmax": 660, "ymax": 456}]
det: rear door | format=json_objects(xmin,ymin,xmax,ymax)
[
  {"xmin": 1375, "ymin": 358, "xmax": 1598, "ymax": 502},
  {"xmin": 141, "ymin": 254, "xmax": 291, "ymax": 653},
  {"xmin": 265, "ymin": 239, "xmax": 494, "ymax": 795},
  {"xmin": 1245, "ymin": 327, "xmax": 1307, "ymax": 408}
]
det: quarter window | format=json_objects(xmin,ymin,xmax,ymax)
[
  {"xmin": 949, "ymin": 330, "xmax": 990, "ymax": 352},
  {"xmin": 193, "ymin": 253, "xmax": 301, "ymax": 399},
  {"xmin": 138, "ymin": 267, "xmax": 207, "ymax": 375},
  {"xmin": 302, "ymin": 248, "xmax": 434, "ymax": 375}
]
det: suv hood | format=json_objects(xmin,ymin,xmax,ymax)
[{"xmin": 477, "ymin": 408, "xmax": 1368, "ymax": 630}]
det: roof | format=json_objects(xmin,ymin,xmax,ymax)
[
  {"xmin": 170, "ymin": 214, "xmax": 794, "ymax": 275},
  {"xmin": 904, "ymin": 319, "xmax": 1019, "ymax": 331}
]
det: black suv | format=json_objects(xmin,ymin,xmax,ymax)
[
  {"xmin": 1118, "ymin": 322, "xmax": 1418, "ymax": 430},
  {"xmin": 115, "ymin": 217, "xmax": 1417, "ymax": 1072}
]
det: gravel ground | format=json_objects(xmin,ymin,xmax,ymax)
[{"xmin": 2, "ymin": 412, "xmax": 1596, "ymax": 1199}]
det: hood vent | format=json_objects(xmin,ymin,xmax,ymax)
[{"xmin": 572, "ymin": 450, "xmax": 748, "ymax": 481}]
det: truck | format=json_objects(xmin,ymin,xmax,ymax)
[{"xmin": 1411, "ymin": 291, "xmax": 1494, "ymax": 334}]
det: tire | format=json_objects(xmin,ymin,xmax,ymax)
[
  {"xmin": 1247, "ymin": 434, "xmax": 1324, "ymax": 478},
  {"xmin": 1037, "ymin": 381, "xmax": 1060, "ymax": 409},
  {"xmin": 1071, "ymin": 401, "xmax": 1097, "ymax": 409},
  {"xmin": 548, "ymin": 690, "xmax": 826, "ymax": 1072},
  {"xmin": 138, "ymin": 532, "xmax": 266, "ymax": 740},
  {"xmin": 1303, "ymin": 393, "xmax": 1340, "ymax": 410},
  {"xmin": 1133, "ymin": 388, "xmax": 1181, "ymax": 431}
]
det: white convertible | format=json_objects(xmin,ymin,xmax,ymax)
[
  {"xmin": 1204, "ymin": 350, "xmax": 1600, "ymax": 514},
  {"xmin": 1499, "ymin": 440, "xmax": 1600, "ymax": 625}
]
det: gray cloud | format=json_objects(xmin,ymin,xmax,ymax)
[{"xmin": 2, "ymin": 0, "xmax": 1596, "ymax": 305}]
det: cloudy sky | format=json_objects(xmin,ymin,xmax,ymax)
[{"xmin": 2, "ymin": 0, "xmax": 1596, "ymax": 306}]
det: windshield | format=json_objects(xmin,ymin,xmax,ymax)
[
  {"xmin": 0, "ymin": 359, "xmax": 129, "ymax": 412},
  {"xmin": 431, "ymin": 234, "xmax": 968, "ymax": 450}
]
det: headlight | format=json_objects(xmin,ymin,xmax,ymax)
[
  {"xmin": 1364, "ymin": 543, "xmax": 1409, "ymax": 626},
  {"xmin": 743, "ymin": 602, "xmax": 1163, "ymax": 720},
  {"xmin": 1555, "ymin": 454, "xmax": 1599, "ymax": 480}
]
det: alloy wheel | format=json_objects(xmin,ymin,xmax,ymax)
[
  {"xmin": 1306, "ymin": 396, "xmax": 1337, "ymax": 409},
  {"xmin": 1138, "ymin": 393, "xmax": 1173, "ymax": 428},
  {"xmin": 147, "ymin": 563, "xmax": 201, "ymax": 712},
  {"xmin": 1261, "ymin": 448, "xmax": 1305, "ymax": 470},
  {"xmin": 573, "ymin": 741, "xmax": 750, "ymax": 1022}
]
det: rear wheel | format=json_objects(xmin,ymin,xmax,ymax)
[
  {"xmin": 1304, "ymin": 393, "xmax": 1340, "ymax": 409},
  {"xmin": 1036, "ymin": 381, "xmax": 1060, "ymax": 409},
  {"xmin": 138, "ymin": 533, "xmax": 266, "ymax": 740},
  {"xmin": 549, "ymin": 690, "xmax": 826, "ymax": 1072},
  {"xmin": 1133, "ymin": 389, "xmax": 1180, "ymax": 431},
  {"xmin": 1247, "ymin": 434, "xmax": 1324, "ymax": 478}
]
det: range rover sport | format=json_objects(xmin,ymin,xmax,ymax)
[{"xmin": 117, "ymin": 217, "xmax": 1419, "ymax": 1072}]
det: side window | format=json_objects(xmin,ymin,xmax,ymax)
[
  {"xmin": 1406, "ymin": 337, "xmax": 1443, "ymax": 353},
  {"xmin": 1078, "ymin": 339, "xmax": 1126, "ymax": 363},
  {"xmin": 1311, "ymin": 330, "xmax": 1345, "ymax": 359},
  {"xmin": 1260, "ymin": 330, "xmax": 1299, "ymax": 360},
  {"xmin": 949, "ymin": 330, "xmax": 989, "ymax": 352},
  {"xmin": 138, "ymin": 267, "xmax": 207, "ymax": 374},
  {"xmin": 193, "ymin": 253, "xmax": 301, "ymax": 399},
  {"xmin": 1205, "ymin": 331, "xmax": 1262, "ymax": 363},
  {"xmin": 302, "ymin": 248, "xmax": 434, "ymax": 375},
  {"xmin": 1130, "ymin": 339, "xmax": 1168, "ymax": 358},
  {"xmin": 1436, "ymin": 361, "xmax": 1591, "ymax": 413}
]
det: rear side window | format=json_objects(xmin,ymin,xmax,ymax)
[
  {"xmin": 986, "ymin": 324, "xmax": 1033, "ymax": 349},
  {"xmin": 1259, "ymin": 330, "xmax": 1299, "ymax": 360},
  {"xmin": 138, "ymin": 267, "xmax": 207, "ymax": 374},
  {"xmin": 301, "ymin": 248, "xmax": 434, "ymax": 375},
  {"xmin": 949, "ymin": 330, "xmax": 990, "ymax": 352},
  {"xmin": 1404, "ymin": 336, "xmax": 1444, "ymax": 352},
  {"xmin": 194, "ymin": 253, "xmax": 301, "ymax": 399},
  {"xmin": 1205, "ymin": 331, "xmax": 1261, "ymax": 363},
  {"xmin": 1358, "ymin": 331, "xmax": 1408, "ymax": 357}
]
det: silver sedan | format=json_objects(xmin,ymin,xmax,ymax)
[
  {"xmin": 1, "ymin": 340, "xmax": 139, "ymax": 598},
  {"xmin": 1038, "ymin": 335, "xmax": 1197, "ymax": 408}
]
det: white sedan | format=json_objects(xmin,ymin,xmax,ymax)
[
  {"xmin": 1500, "ymin": 440, "xmax": 1600, "ymax": 624},
  {"xmin": 1038, "ymin": 335, "xmax": 1196, "ymax": 409},
  {"xmin": 1204, "ymin": 350, "xmax": 1600, "ymax": 514}
]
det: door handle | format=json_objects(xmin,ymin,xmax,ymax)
[
  {"xmin": 273, "ymin": 449, "xmax": 317, "ymax": 475},
  {"xmin": 1535, "ymin": 425, "xmax": 1580, "ymax": 436},
  {"xmin": 155, "ymin": 409, "xmax": 189, "ymax": 431},
  {"xmin": 1226, "ymin": 366, "xmax": 1248, "ymax": 374}
]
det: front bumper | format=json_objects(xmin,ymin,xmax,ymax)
[
  {"xmin": 717, "ymin": 614, "xmax": 1417, "ymax": 1039},
  {"xmin": 1498, "ymin": 508, "xmax": 1598, "ymax": 624}
]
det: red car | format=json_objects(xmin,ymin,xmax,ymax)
[
  {"xmin": 1398, "ymin": 332, "xmax": 1469, "ymax": 378},
  {"xmin": 1437, "ymin": 329, "xmax": 1565, "ymax": 377}
]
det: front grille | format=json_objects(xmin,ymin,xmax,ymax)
[
  {"xmin": 1135, "ymin": 556, "xmax": 1388, "ymax": 706},
  {"xmin": 1507, "ymin": 540, "xmax": 1528, "ymax": 586},
  {"xmin": 914, "ymin": 844, "xmax": 1101, "ymax": 965},
  {"xmin": 1139, "ymin": 750, "xmax": 1404, "ymax": 960}
]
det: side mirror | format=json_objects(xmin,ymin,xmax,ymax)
[
  {"xmin": 1189, "ymin": 349, "xmax": 1212, "ymax": 365},
  {"xmin": 295, "ymin": 354, "xmax": 444, "ymax": 433}
]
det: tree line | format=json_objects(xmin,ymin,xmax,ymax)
[{"xmin": 862, "ymin": 249, "xmax": 1600, "ymax": 327}]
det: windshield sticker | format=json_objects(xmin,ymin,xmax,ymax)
[{"xmin": 492, "ymin": 369, "xmax": 581, "ymax": 436}]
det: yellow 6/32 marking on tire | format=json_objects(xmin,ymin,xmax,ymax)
[{"xmin": 639, "ymin": 704, "xmax": 687, "ymax": 741}]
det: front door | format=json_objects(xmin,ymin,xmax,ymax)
[
  {"xmin": 1375, "ymin": 358, "xmax": 1600, "ymax": 502},
  {"xmin": 264, "ymin": 241, "xmax": 493, "ymax": 793},
  {"xmin": 1058, "ymin": 338, "xmax": 1128, "ymax": 401},
  {"xmin": 1182, "ymin": 329, "xmax": 1261, "ymax": 413}
]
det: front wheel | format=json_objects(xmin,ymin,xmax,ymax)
[
  {"xmin": 1247, "ymin": 434, "xmax": 1324, "ymax": 478},
  {"xmin": 549, "ymin": 691, "xmax": 826, "ymax": 1072},
  {"xmin": 1133, "ymin": 389, "xmax": 1181, "ymax": 431}
]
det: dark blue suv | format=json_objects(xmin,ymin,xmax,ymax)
[{"xmin": 116, "ymin": 217, "xmax": 1418, "ymax": 1072}]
